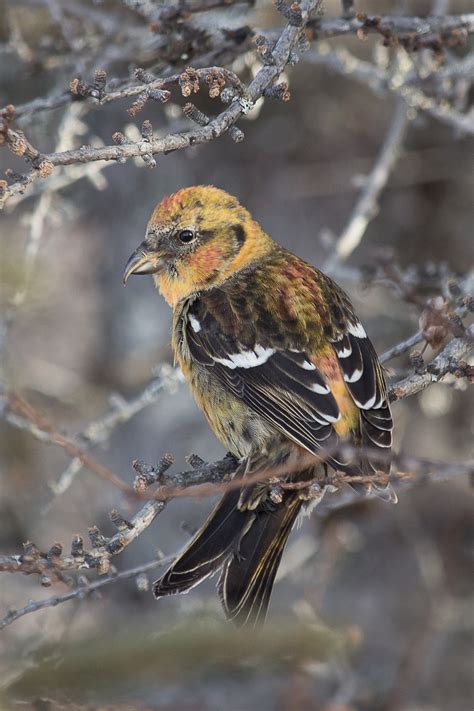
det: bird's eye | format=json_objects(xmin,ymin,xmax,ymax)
[{"xmin": 178, "ymin": 229, "xmax": 195, "ymax": 244}]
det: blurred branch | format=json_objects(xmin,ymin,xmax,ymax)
[
  {"xmin": 3, "ymin": 621, "xmax": 343, "ymax": 687},
  {"xmin": 0, "ymin": 104, "xmax": 84, "ymax": 378},
  {"xmin": 48, "ymin": 366, "xmax": 184, "ymax": 503},
  {"xmin": 2, "ymin": 393, "xmax": 131, "ymax": 494},
  {"xmin": 0, "ymin": 557, "xmax": 171, "ymax": 631},
  {"xmin": 120, "ymin": 0, "xmax": 252, "ymax": 22},
  {"xmin": 304, "ymin": 45, "xmax": 474, "ymax": 136},
  {"xmin": 307, "ymin": 13, "xmax": 474, "ymax": 40},
  {"xmin": 324, "ymin": 99, "xmax": 410, "ymax": 270}
]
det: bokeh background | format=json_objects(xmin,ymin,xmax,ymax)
[{"xmin": 0, "ymin": 0, "xmax": 473, "ymax": 709}]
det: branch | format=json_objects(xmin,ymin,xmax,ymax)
[
  {"xmin": 3, "ymin": 8, "xmax": 473, "ymax": 208},
  {"xmin": 1, "ymin": 446, "xmax": 471, "ymax": 574},
  {"xmin": 389, "ymin": 327, "xmax": 474, "ymax": 401},
  {"xmin": 308, "ymin": 13, "xmax": 474, "ymax": 41},
  {"xmin": 304, "ymin": 46, "xmax": 474, "ymax": 136},
  {"xmin": 3, "ymin": 458, "xmax": 471, "ymax": 635},
  {"xmin": 2, "ymin": 393, "xmax": 130, "ymax": 494},
  {"xmin": 5, "ymin": 14, "xmax": 474, "ymax": 122},
  {"xmin": 0, "ymin": 557, "xmax": 170, "ymax": 631},
  {"xmin": 380, "ymin": 329, "xmax": 426, "ymax": 365},
  {"xmin": 48, "ymin": 367, "xmax": 184, "ymax": 502},
  {"xmin": 324, "ymin": 99, "xmax": 410, "ymax": 270},
  {"xmin": 380, "ymin": 270, "xmax": 474, "ymax": 364},
  {"xmin": 0, "ymin": 467, "xmax": 171, "ymax": 578},
  {"xmin": 0, "ymin": 1, "xmax": 321, "ymax": 208},
  {"xmin": 0, "ymin": 453, "xmax": 238, "ymax": 580}
]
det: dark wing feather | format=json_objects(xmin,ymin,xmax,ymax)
[
  {"xmin": 185, "ymin": 300, "xmax": 350, "ymax": 469},
  {"xmin": 184, "ymin": 269, "xmax": 393, "ymax": 478},
  {"xmin": 330, "ymin": 316, "xmax": 393, "ymax": 475}
]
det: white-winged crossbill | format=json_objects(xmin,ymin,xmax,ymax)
[{"xmin": 123, "ymin": 186, "xmax": 393, "ymax": 627}]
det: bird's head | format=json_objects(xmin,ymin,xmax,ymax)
[{"xmin": 123, "ymin": 186, "xmax": 272, "ymax": 306}]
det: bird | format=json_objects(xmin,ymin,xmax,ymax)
[{"xmin": 123, "ymin": 185, "xmax": 393, "ymax": 628}]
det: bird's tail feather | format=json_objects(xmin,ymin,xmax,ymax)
[
  {"xmin": 219, "ymin": 495, "xmax": 302, "ymax": 627},
  {"xmin": 153, "ymin": 487, "xmax": 252, "ymax": 597},
  {"xmin": 154, "ymin": 484, "xmax": 302, "ymax": 627}
]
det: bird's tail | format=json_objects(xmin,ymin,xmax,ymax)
[
  {"xmin": 218, "ymin": 495, "xmax": 302, "ymax": 627},
  {"xmin": 153, "ymin": 486, "xmax": 302, "ymax": 627}
]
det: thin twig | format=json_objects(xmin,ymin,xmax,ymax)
[
  {"xmin": 307, "ymin": 13, "xmax": 474, "ymax": 39},
  {"xmin": 48, "ymin": 367, "xmax": 184, "ymax": 502},
  {"xmin": 304, "ymin": 46, "xmax": 474, "ymax": 136},
  {"xmin": 0, "ymin": 557, "xmax": 171, "ymax": 631},
  {"xmin": 0, "ymin": 1, "xmax": 320, "ymax": 209},
  {"xmin": 0, "ymin": 104, "xmax": 84, "ymax": 379},
  {"xmin": 389, "ymin": 327, "xmax": 473, "ymax": 401},
  {"xmin": 324, "ymin": 99, "xmax": 410, "ymax": 270},
  {"xmin": 3, "ymin": 393, "xmax": 130, "ymax": 493}
]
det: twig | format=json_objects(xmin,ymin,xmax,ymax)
[
  {"xmin": 0, "ymin": 489, "xmax": 170, "ymax": 578},
  {"xmin": 324, "ymin": 99, "xmax": 410, "ymax": 270},
  {"xmin": 389, "ymin": 327, "xmax": 474, "ymax": 401},
  {"xmin": 0, "ymin": 557, "xmax": 171, "ymax": 631},
  {"xmin": 380, "ymin": 329, "xmax": 425, "ymax": 364},
  {"xmin": 380, "ymin": 269, "xmax": 474, "ymax": 363},
  {"xmin": 0, "ymin": 1, "xmax": 320, "ymax": 208},
  {"xmin": 49, "ymin": 367, "xmax": 184, "ymax": 502},
  {"xmin": 2, "ymin": 393, "xmax": 130, "ymax": 493},
  {"xmin": 3, "ymin": 117, "xmax": 190, "ymax": 211},
  {"xmin": 307, "ymin": 14, "xmax": 474, "ymax": 39},
  {"xmin": 304, "ymin": 46, "xmax": 474, "ymax": 136}
]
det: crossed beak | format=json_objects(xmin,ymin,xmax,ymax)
[{"xmin": 123, "ymin": 245, "xmax": 162, "ymax": 285}]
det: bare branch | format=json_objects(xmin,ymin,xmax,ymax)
[
  {"xmin": 0, "ymin": 489, "xmax": 169, "ymax": 578},
  {"xmin": 0, "ymin": 557, "xmax": 171, "ymax": 631},
  {"xmin": 307, "ymin": 13, "xmax": 474, "ymax": 41},
  {"xmin": 324, "ymin": 99, "xmax": 410, "ymax": 270},
  {"xmin": 0, "ymin": 1, "xmax": 321, "ymax": 209},
  {"xmin": 380, "ymin": 270, "xmax": 474, "ymax": 364},
  {"xmin": 304, "ymin": 46, "xmax": 474, "ymax": 136},
  {"xmin": 389, "ymin": 327, "xmax": 474, "ymax": 401},
  {"xmin": 49, "ymin": 367, "xmax": 184, "ymax": 502},
  {"xmin": 2, "ymin": 393, "xmax": 130, "ymax": 494}
]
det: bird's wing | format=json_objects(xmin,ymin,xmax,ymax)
[
  {"xmin": 183, "ymin": 278, "xmax": 391, "ymax": 473},
  {"xmin": 323, "ymin": 284, "xmax": 393, "ymax": 473}
]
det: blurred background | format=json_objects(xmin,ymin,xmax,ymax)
[{"xmin": 0, "ymin": 0, "xmax": 473, "ymax": 709}]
